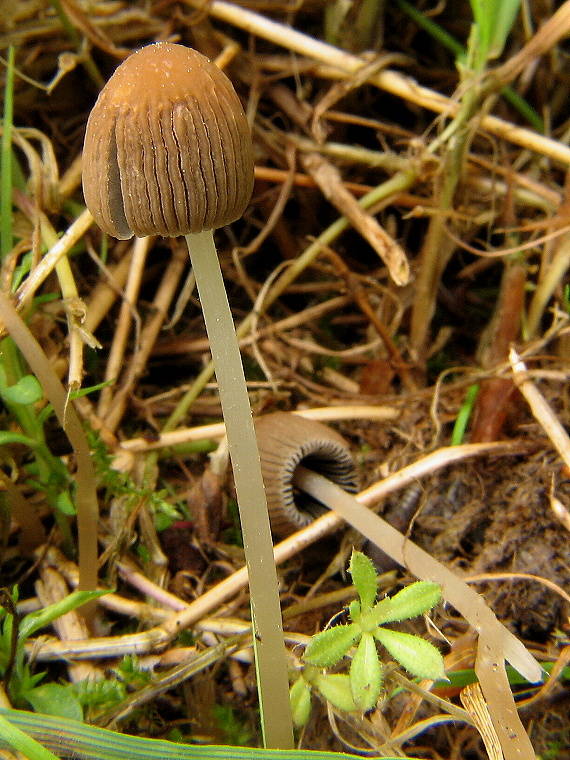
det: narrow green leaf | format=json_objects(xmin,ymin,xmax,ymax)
[
  {"xmin": 0, "ymin": 705, "xmax": 424, "ymax": 759},
  {"xmin": 324, "ymin": 0, "xmax": 351, "ymax": 46},
  {"xmin": 349, "ymin": 550, "xmax": 377, "ymax": 610},
  {"xmin": 304, "ymin": 623, "xmax": 360, "ymax": 667},
  {"xmin": 490, "ymin": 0, "xmax": 521, "ymax": 58},
  {"xmin": 0, "ymin": 431, "xmax": 39, "ymax": 448},
  {"xmin": 11, "ymin": 250, "xmax": 32, "ymax": 290},
  {"xmin": 313, "ymin": 673, "xmax": 357, "ymax": 713},
  {"xmin": 289, "ymin": 677, "xmax": 312, "ymax": 728},
  {"xmin": 1, "ymin": 47, "xmax": 15, "ymax": 260},
  {"xmin": 349, "ymin": 632, "xmax": 382, "ymax": 711},
  {"xmin": 470, "ymin": 0, "xmax": 521, "ymax": 61},
  {"xmin": 55, "ymin": 490, "xmax": 76, "ymax": 516},
  {"xmin": 374, "ymin": 628, "xmax": 446, "ymax": 681},
  {"xmin": 18, "ymin": 590, "xmax": 109, "ymax": 640},
  {"xmin": 397, "ymin": 0, "xmax": 463, "ymax": 57},
  {"xmin": 37, "ymin": 379, "xmax": 116, "ymax": 426},
  {"xmin": 451, "ymin": 384, "xmax": 479, "ymax": 445},
  {"xmin": 372, "ymin": 582, "xmax": 441, "ymax": 625},
  {"xmin": 397, "ymin": 0, "xmax": 542, "ymax": 131},
  {"xmin": 0, "ymin": 713, "xmax": 59, "ymax": 760}
]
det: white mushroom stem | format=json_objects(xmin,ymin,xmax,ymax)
[{"xmin": 185, "ymin": 230, "xmax": 293, "ymax": 749}]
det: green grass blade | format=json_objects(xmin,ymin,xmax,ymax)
[
  {"xmin": 0, "ymin": 708, "xmax": 409, "ymax": 760},
  {"xmin": 0, "ymin": 712, "xmax": 60, "ymax": 760},
  {"xmin": 18, "ymin": 590, "xmax": 109, "ymax": 639},
  {"xmin": 396, "ymin": 0, "xmax": 542, "ymax": 131},
  {"xmin": 500, "ymin": 86, "xmax": 543, "ymax": 132},
  {"xmin": 1, "ymin": 46, "xmax": 15, "ymax": 259},
  {"xmin": 396, "ymin": 0, "xmax": 463, "ymax": 58},
  {"xmin": 470, "ymin": 0, "xmax": 522, "ymax": 60},
  {"xmin": 434, "ymin": 661, "xmax": 570, "ymax": 690},
  {"xmin": 451, "ymin": 384, "xmax": 479, "ymax": 445}
]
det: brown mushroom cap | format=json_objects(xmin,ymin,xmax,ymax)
[
  {"xmin": 82, "ymin": 42, "xmax": 254, "ymax": 239},
  {"xmin": 255, "ymin": 412, "xmax": 359, "ymax": 537}
]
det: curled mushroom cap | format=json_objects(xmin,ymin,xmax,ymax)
[
  {"xmin": 82, "ymin": 42, "xmax": 254, "ymax": 239},
  {"xmin": 255, "ymin": 412, "xmax": 359, "ymax": 537}
]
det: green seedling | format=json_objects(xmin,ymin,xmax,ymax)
[
  {"xmin": 1, "ymin": 45, "xmax": 97, "ymax": 566},
  {"xmin": 290, "ymin": 551, "xmax": 445, "ymax": 724},
  {"xmin": 70, "ymin": 655, "xmax": 152, "ymax": 722},
  {"xmin": 0, "ymin": 587, "xmax": 107, "ymax": 715},
  {"xmin": 0, "ymin": 337, "xmax": 77, "ymax": 535},
  {"xmin": 87, "ymin": 429, "xmax": 183, "ymax": 532},
  {"xmin": 451, "ymin": 383, "xmax": 479, "ymax": 445},
  {"xmin": 396, "ymin": 0, "xmax": 540, "ymax": 130}
]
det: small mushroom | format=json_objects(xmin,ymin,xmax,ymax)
[
  {"xmin": 82, "ymin": 43, "xmax": 293, "ymax": 747},
  {"xmin": 82, "ymin": 42, "xmax": 254, "ymax": 238},
  {"xmin": 255, "ymin": 413, "xmax": 359, "ymax": 537}
]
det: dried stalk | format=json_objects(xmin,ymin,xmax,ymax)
[{"xmin": 183, "ymin": 0, "xmax": 570, "ymax": 166}]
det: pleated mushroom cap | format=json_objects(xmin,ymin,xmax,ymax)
[
  {"xmin": 255, "ymin": 413, "xmax": 359, "ymax": 537},
  {"xmin": 82, "ymin": 42, "xmax": 254, "ymax": 239}
]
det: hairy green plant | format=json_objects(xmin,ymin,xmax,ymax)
[
  {"xmin": 87, "ymin": 429, "xmax": 183, "ymax": 531},
  {"xmin": 290, "ymin": 551, "xmax": 445, "ymax": 725},
  {"xmin": 213, "ymin": 705, "xmax": 254, "ymax": 747},
  {"xmin": 72, "ymin": 655, "xmax": 153, "ymax": 722}
]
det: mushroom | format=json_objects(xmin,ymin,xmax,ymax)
[
  {"xmin": 82, "ymin": 42, "xmax": 253, "ymax": 239},
  {"xmin": 255, "ymin": 413, "xmax": 359, "ymax": 536},
  {"xmin": 82, "ymin": 42, "xmax": 293, "ymax": 748}
]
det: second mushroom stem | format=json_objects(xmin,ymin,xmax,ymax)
[{"xmin": 184, "ymin": 230, "xmax": 294, "ymax": 749}]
